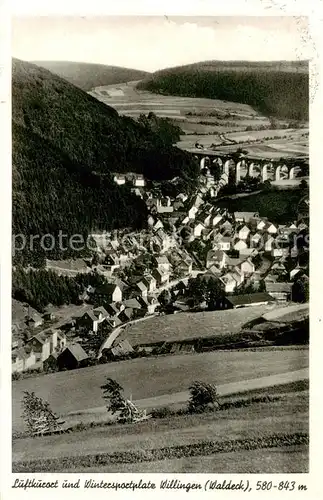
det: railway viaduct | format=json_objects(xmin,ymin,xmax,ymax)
[{"xmin": 191, "ymin": 150, "xmax": 307, "ymax": 185}]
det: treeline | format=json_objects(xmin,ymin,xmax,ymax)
[
  {"xmin": 138, "ymin": 69, "xmax": 309, "ymax": 121},
  {"xmin": 12, "ymin": 267, "xmax": 107, "ymax": 312}
]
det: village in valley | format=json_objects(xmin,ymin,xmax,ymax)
[
  {"xmin": 12, "ymin": 159, "xmax": 309, "ymax": 374},
  {"xmin": 10, "ymin": 16, "xmax": 310, "ymax": 475}
]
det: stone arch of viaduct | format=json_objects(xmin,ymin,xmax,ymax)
[{"xmin": 196, "ymin": 154, "xmax": 302, "ymax": 184}]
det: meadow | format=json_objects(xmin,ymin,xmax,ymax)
[
  {"xmin": 12, "ymin": 346, "xmax": 308, "ymax": 432},
  {"xmin": 13, "ymin": 389, "xmax": 309, "ymax": 472}
]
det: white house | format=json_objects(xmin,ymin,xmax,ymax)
[
  {"xmin": 218, "ymin": 236, "xmax": 231, "ymax": 251},
  {"xmin": 188, "ymin": 206, "xmax": 199, "ymax": 220},
  {"xmin": 240, "ymin": 259, "xmax": 255, "ymax": 275},
  {"xmin": 265, "ymin": 223, "xmax": 278, "ymax": 235},
  {"xmin": 238, "ymin": 225, "xmax": 250, "ymax": 240},
  {"xmin": 257, "ymin": 220, "xmax": 267, "ymax": 231},
  {"xmin": 264, "ymin": 236, "xmax": 275, "ymax": 252},
  {"xmin": 219, "ymin": 273, "xmax": 237, "ymax": 293},
  {"xmin": 211, "ymin": 214, "xmax": 223, "ymax": 227},
  {"xmin": 234, "ymin": 239, "xmax": 248, "ymax": 252},
  {"xmin": 113, "ymin": 174, "xmax": 126, "ymax": 185},
  {"xmin": 193, "ymin": 223, "xmax": 205, "ymax": 238},
  {"xmin": 142, "ymin": 274, "xmax": 157, "ymax": 293}
]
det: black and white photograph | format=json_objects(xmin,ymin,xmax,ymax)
[{"xmin": 7, "ymin": 12, "xmax": 312, "ymax": 477}]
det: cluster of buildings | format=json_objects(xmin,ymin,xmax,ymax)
[{"xmin": 12, "ymin": 169, "xmax": 309, "ymax": 373}]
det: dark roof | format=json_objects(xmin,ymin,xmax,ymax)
[
  {"xmin": 60, "ymin": 343, "xmax": 88, "ymax": 362},
  {"xmin": 226, "ymin": 292, "xmax": 274, "ymax": 307}
]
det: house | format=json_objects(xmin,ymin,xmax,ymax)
[
  {"xmin": 43, "ymin": 352, "xmax": 59, "ymax": 372},
  {"xmin": 251, "ymin": 233, "xmax": 263, "ymax": 248},
  {"xmin": 96, "ymin": 283, "xmax": 122, "ymax": 304},
  {"xmin": 136, "ymin": 281, "xmax": 148, "ymax": 297},
  {"xmin": 133, "ymin": 174, "xmax": 145, "ymax": 187},
  {"xmin": 193, "ymin": 222, "xmax": 205, "ymax": 238},
  {"xmin": 105, "ymin": 302, "xmax": 122, "ymax": 317},
  {"xmin": 264, "ymin": 236, "xmax": 275, "ymax": 253},
  {"xmin": 210, "ymin": 214, "xmax": 223, "ymax": 227},
  {"xmin": 219, "ymin": 273, "xmax": 237, "ymax": 293},
  {"xmin": 234, "ymin": 212, "xmax": 259, "ymax": 223},
  {"xmin": 153, "ymin": 219, "xmax": 164, "ymax": 232},
  {"xmin": 57, "ymin": 344, "xmax": 89, "ymax": 370},
  {"xmin": 153, "ymin": 268, "xmax": 169, "ymax": 286},
  {"xmin": 12, "ymin": 346, "xmax": 37, "ymax": 373},
  {"xmin": 188, "ymin": 206, "xmax": 199, "ymax": 220},
  {"xmin": 25, "ymin": 311, "xmax": 43, "ymax": 329},
  {"xmin": 206, "ymin": 250, "xmax": 228, "ymax": 269},
  {"xmin": 233, "ymin": 239, "xmax": 248, "ymax": 252},
  {"xmin": 113, "ymin": 174, "xmax": 126, "ymax": 185},
  {"xmin": 265, "ymin": 223, "xmax": 278, "ymax": 235},
  {"xmin": 238, "ymin": 225, "xmax": 250, "ymax": 241},
  {"xmin": 123, "ymin": 298, "xmax": 142, "ymax": 311},
  {"xmin": 220, "ymin": 220, "xmax": 233, "ymax": 234},
  {"xmin": 265, "ymin": 282, "xmax": 293, "ymax": 302},
  {"xmin": 142, "ymin": 274, "xmax": 157, "ymax": 293},
  {"xmin": 118, "ymin": 308, "xmax": 134, "ymax": 323},
  {"xmin": 137, "ymin": 296, "xmax": 159, "ymax": 314},
  {"xmin": 217, "ymin": 236, "xmax": 231, "ymax": 251},
  {"xmin": 175, "ymin": 258, "xmax": 193, "ymax": 276},
  {"xmin": 231, "ymin": 268, "xmax": 245, "ymax": 286},
  {"xmin": 225, "ymin": 292, "xmax": 274, "ymax": 309},
  {"xmin": 111, "ymin": 339, "xmax": 134, "ymax": 358},
  {"xmin": 240, "ymin": 259, "xmax": 255, "ymax": 275},
  {"xmin": 257, "ymin": 219, "xmax": 267, "ymax": 231},
  {"xmin": 27, "ymin": 333, "xmax": 51, "ymax": 362},
  {"xmin": 154, "ymin": 255, "xmax": 171, "ymax": 273},
  {"xmin": 77, "ymin": 307, "xmax": 109, "ymax": 333}
]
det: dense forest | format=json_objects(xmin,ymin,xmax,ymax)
[
  {"xmin": 138, "ymin": 60, "xmax": 309, "ymax": 121},
  {"xmin": 12, "ymin": 59, "xmax": 199, "ymax": 266},
  {"xmin": 32, "ymin": 61, "xmax": 149, "ymax": 91},
  {"xmin": 12, "ymin": 267, "xmax": 108, "ymax": 312}
]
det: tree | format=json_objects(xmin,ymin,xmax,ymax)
[
  {"xmin": 101, "ymin": 378, "xmax": 126, "ymax": 416},
  {"xmin": 100, "ymin": 377, "xmax": 147, "ymax": 423},
  {"xmin": 188, "ymin": 381, "xmax": 220, "ymax": 413},
  {"xmin": 299, "ymin": 179, "xmax": 308, "ymax": 190},
  {"xmin": 22, "ymin": 391, "xmax": 60, "ymax": 436}
]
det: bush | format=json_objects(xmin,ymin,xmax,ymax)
[
  {"xmin": 151, "ymin": 406, "xmax": 175, "ymax": 419},
  {"xmin": 188, "ymin": 381, "xmax": 220, "ymax": 413}
]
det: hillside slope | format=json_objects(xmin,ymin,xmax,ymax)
[
  {"xmin": 12, "ymin": 59, "xmax": 197, "ymax": 266},
  {"xmin": 32, "ymin": 61, "xmax": 149, "ymax": 91},
  {"xmin": 138, "ymin": 60, "xmax": 309, "ymax": 121}
]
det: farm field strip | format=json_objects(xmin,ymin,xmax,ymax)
[
  {"xmin": 12, "ymin": 348, "xmax": 308, "ymax": 431},
  {"xmin": 69, "ymin": 445, "xmax": 308, "ymax": 473}
]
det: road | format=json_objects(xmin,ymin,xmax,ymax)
[{"xmin": 65, "ymin": 367, "xmax": 308, "ymax": 418}]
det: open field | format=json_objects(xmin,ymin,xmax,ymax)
[
  {"xmin": 12, "ymin": 347, "xmax": 308, "ymax": 432},
  {"xmin": 115, "ymin": 305, "xmax": 277, "ymax": 346},
  {"xmin": 13, "ymin": 390, "xmax": 308, "ymax": 471}
]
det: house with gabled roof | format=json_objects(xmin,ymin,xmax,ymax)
[
  {"xmin": 57, "ymin": 343, "xmax": 89, "ymax": 370},
  {"xmin": 225, "ymin": 292, "xmax": 274, "ymax": 309},
  {"xmin": 219, "ymin": 273, "xmax": 237, "ymax": 293},
  {"xmin": 142, "ymin": 274, "xmax": 157, "ymax": 293},
  {"xmin": 153, "ymin": 268, "xmax": 169, "ymax": 286},
  {"xmin": 206, "ymin": 250, "xmax": 228, "ymax": 269},
  {"xmin": 238, "ymin": 225, "xmax": 250, "ymax": 241},
  {"xmin": 135, "ymin": 281, "xmax": 148, "ymax": 297},
  {"xmin": 233, "ymin": 239, "xmax": 248, "ymax": 252},
  {"xmin": 12, "ymin": 346, "xmax": 37, "ymax": 373}
]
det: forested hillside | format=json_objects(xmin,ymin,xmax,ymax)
[
  {"xmin": 32, "ymin": 61, "xmax": 149, "ymax": 91},
  {"xmin": 12, "ymin": 59, "xmax": 198, "ymax": 266},
  {"xmin": 138, "ymin": 60, "xmax": 309, "ymax": 121}
]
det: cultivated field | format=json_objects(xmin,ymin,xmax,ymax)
[
  {"xmin": 12, "ymin": 347, "xmax": 308, "ymax": 432},
  {"xmin": 89, "ymin": 81, "xmax": 308, "ymax": 161}
]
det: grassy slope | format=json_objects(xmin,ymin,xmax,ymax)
[
  {"xmin": 12, "ymin": 348, "xmax": 308, "ymax": 430},
  {"xmin": 13, "ymin": 391, "xmax": 308, "ymax": 471},
  {"xmin": 138, "ymin": 60, "xmax": 309, "ymax": 121},
  {"xmin": 32, "ymin": 61, "xmax": 149, "ymax": 91}
]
